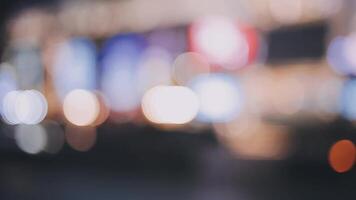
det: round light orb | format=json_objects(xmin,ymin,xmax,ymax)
[
  {"xmin": 15, "ymin": 90, "xmax": 48, "ymax": 124},
  {"xmin": 329, "ymin": 140, "xmax": 356, "ymax": 173},
  {"xmin": 63, "ymin": 89, "xmax": 100, "ymax": 126},
  {"xmin": 15, "ymin": 124, "xmax": 47, "ymax": 154},
  {"xmin": 327, "ymin": 35, "xmax": 356, "ymax": 76},
  {"xmin": 189, "ymin": 16, "xmax": 249, "ymax": 69},
  {"xmin": 2, "ymin": 90, "xmax": 21, "ymax": 124},
  {"xmin": 142, "ymin": 86, "xmax": 199, "ymax": 124},
  {"xmin": 189, "ymin": 74, "xmax": 243, "ymax": 122}
]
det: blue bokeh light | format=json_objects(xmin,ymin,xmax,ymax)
[
  {"xmin": 53, "ymin": 37, "xmax": 97, "ymax": 100},
  {"xmin": 100, "ymin": 34, "xmax": 147, "ymax": 112}
]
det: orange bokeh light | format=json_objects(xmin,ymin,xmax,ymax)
[{"xmin": 328, "ymin": 139, "xmax": 356, "ymax": 173}]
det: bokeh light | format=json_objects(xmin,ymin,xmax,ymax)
[
  {"xmin": 328, "ymin": 140, "xmax": 356, "ymax": 173},
  {"xmin": 340, "ymin": 79, "xmax": 356, "ymax": 120},
  {"xmin": 52, "ymin": 37, "xmax": 96, "ymax": 100},
  {"xmin": 2, "ymin": 91, "xmax": 21, "ymax": 125},
  {"xmin": 343, "ymin": 35, "xmax": 356, "ymax": 67},
  {"xmin": 326, "ymin": 35, "xmax": 356, "ymax": 76},
  {"xmin": 15, "ymin": 124, "xmax": 47, "ymax": 154},
  {"xmin": 240, "ymin": 24, "xmax": 260, "ymax": 65},
  {"xmin": 1, "ymin": 2, "xmax": 356, "ymax": 199},
  {"xmin": 63, "ymin": 89, "xmax": 100, "ymax": 126},
  {"xmin": 189, "ymin": 74, "xmax": 243, "ymax": 122},
  {"xmin": 65, "ymin": 125, "xmax": 97, "ymax": 152},
  {"xmin": 92, "ymin": 92, "xmax": 110, "ymax": 126},
  {"xmin": 14, "ymin": 90, "xmax": 48, "ymax": 125},
  {"xmin": 2, "ymin": 90, "xmax": 47, "ymax": 125},
  {"xmin": 142, "ymin": 85, "xmax": 199, "ymax": 124},
  {"xmin": 189, "ymin": 16, "xmax": 249, "ymax": 70},
  {"xmin": 0, "ymin": 63, "xmax": 17, "ymax": 115},
  {"xmin": 101, "ymin": 34, "xmax": 146, "ymax": 112}
]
